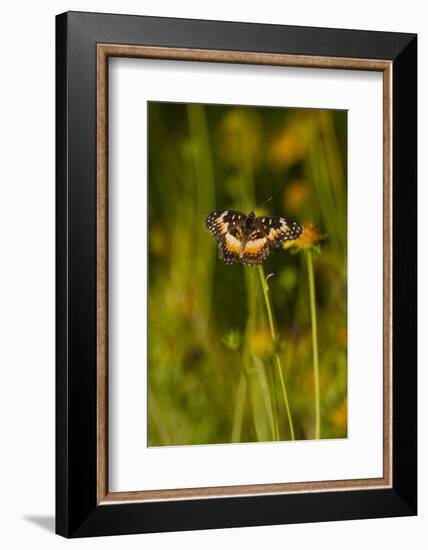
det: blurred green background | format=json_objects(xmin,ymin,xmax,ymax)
[{"xmin": 148, "ymin": 101, "xmax": 347, "ymax": 446}]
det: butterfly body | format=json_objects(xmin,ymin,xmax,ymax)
[{"xmin": 205, "ymin": 210, "xmax": 303, "ymax": 265}]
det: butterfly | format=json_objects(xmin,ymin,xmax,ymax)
[{"xmin": 205, "ymin": 210, "xmax": 303, "ymax": 265}]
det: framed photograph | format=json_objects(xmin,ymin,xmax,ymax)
[{"xmin": 56, "ymin": 11, "xmax": 417, "ymax": 537}]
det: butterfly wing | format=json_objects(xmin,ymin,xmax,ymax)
[
  {"xmin": 206, "ymin": 210, "xmax": 248, "ymax": 264},
  {"xmin": 218, "ymin": 224, "xmax": 245, "ymax": 264},
  {"xmin": 206, "ymin": 211, "xmax": 302, "ymax": 265},
  {"xmin": 240, "ymin": 227, "xmax": 270, "ymax": 265},
  {"xmin": 205, "ymin": 210, "xmax": 247, "ymax": 241},
  {"xmin": 255, "ymin": 216, "xmax": 303, "ymax": 248}
]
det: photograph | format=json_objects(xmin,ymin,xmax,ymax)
[
  {"xmin": 0, "ymin": 1, "xmax": 419, "ymax": 545},
  {"xmin": 147, "ymin": 101, "xmax": 348, "ymax": 446}
]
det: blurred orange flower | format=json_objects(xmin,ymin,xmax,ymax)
[
  {"xmin": 330, "ymin": 398, "xmax": 348, "ymax": 432},
  {"xmin": 283, "ymin": 180, "xmax": 308, "ymax": 213},
  {"xmin": 150, "ymin": 223, "xmax": 167, "ymax": 256},
  {"xmin": 336, "ymin": 326, "xmax": 347, "ymax": 347},
  {"xmin": 219, "ymin": 109, "xmax": 261, "ymax": 168},
  {"xmin": 268, "ymin": 112, "xmax": 319, "ymax": 168},
  {"xmin": 250, "ymin": 328, "xmax": 274, "ymax": 358},
  {"xmin": 268, "ymin": 130, "xmax": 307, "ymax": 167}
]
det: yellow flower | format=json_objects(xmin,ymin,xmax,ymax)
[
  {"xmin": 268, "ymin": 130, "xmax": 307, "ymax": 167},
  {"xmin": 330, "ymin": 398, "xmax": 348, "ymax": 432},
  {"xmin": 250, "ymin": 328, "xmax": 274, "ymax": 358},
  {"xmin": 283, "ymin": 180, "xmax": 308, "ymax": 214},
  {"xmin": 282, "ymin": 223, "xmax": 323, "ymax": 251},
  {"xmin": 219, "ymin": 109, "xmax": 261, "ymax": 168},
  {"xmin": 150, "ymin": 223, "xmax": 167, "ymax": 255},
  {"xmin": 336, "ymin": 326, "xmax": 347, "ymax": 347},
  {"xmin": 268, "ymin": 112, "xmax": 319, "ymax": 168}
]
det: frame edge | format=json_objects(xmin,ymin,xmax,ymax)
[
  {"xmin": 391, "ymin": 34, "xmax": 418, "ymax": 515},
  {"xmin": 55, "ymin": 11, "xmax": 69, "ymax": 538},
  {"xmin": 55, "ymin": 11, "xmax": 418, "ymax": 537}
]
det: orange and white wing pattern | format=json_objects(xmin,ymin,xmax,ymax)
[
  {"xmin": 206, "ymin": 210, "xmax": 303, "ymax": 265},
  {"xmin": 256, "ymin": 216, "xmax": 303, "ymax": 248},
  {"xmin": 218, "ymin": 224, "xmax": 246, "ymax": 264},
  {"xmin": 206, "ymin": 211, "xmax": 247, "ymax": 265},
  {"xmin": 241, "ymin": 229, "xmax": 270, "ymax": 265},
  {"xmin": 205, "ymin": 210, "xmax": 247, "ymax": 241}
]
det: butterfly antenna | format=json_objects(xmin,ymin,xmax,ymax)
[{"xmin": 255, "ymin": 196, "xmax": 272, "ymax": 212}]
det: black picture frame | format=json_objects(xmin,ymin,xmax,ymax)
[{"xmin": 56, "ymin": 11, "xmax": 417, "ymax": 538}]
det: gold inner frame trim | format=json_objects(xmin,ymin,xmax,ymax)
[{"xmin": 96, "ymin": 44, "xmax": 393, "ymax": 505}]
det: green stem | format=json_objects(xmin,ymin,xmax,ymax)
[
  {"xmin": 257, "ymin": 265, "xmax": 295, "ymax": 441},
  {"xmin": 186, "ymin": 104, "xmax": 216, "ymax": 331},
  {"xmin": 306, "ymin": 250, "xmax": 321, "ymax": 439}
]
